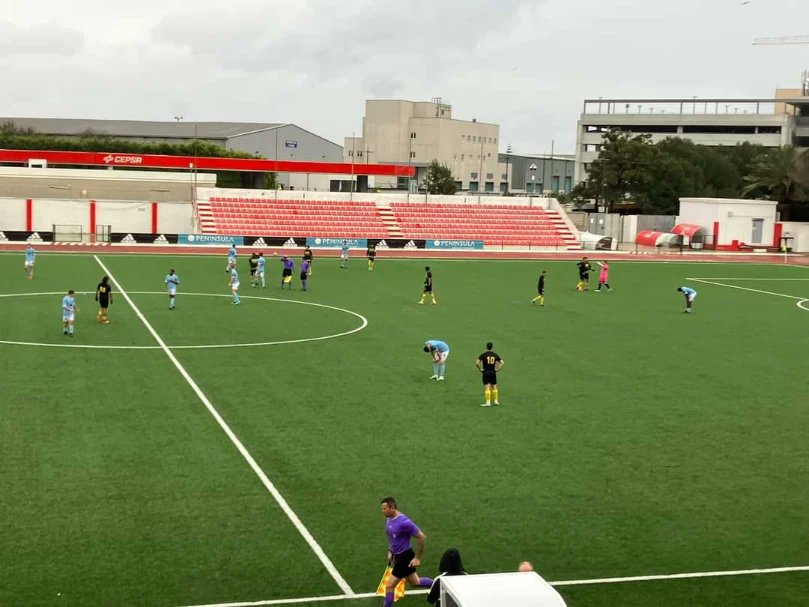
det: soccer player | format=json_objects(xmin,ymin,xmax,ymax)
[
  {"xmin": 677, "ymin": 286, "xmax": 697, "ymax": 313},
  {"xmin": 24, "ymin": 245, "xmax": 36, "ymax": 280},
  {"xmin": 476, "ymin": 342, "xmax": 504, "ymax": 407},
  {"xmin": 531, "ymin": 270, "xmax": 547, "ymax": 306},
  {"xmin": 340, "ymin": 240, "xmax": 349, "ymax": 269},
  {"xmin": 95, "ymin": 276, "xmax": 113, "ymax": 324},
  {"xmin": 380, "ymin": 497, "xmax": 433, "ymax": 607},
  {"xmin": 165, "ymin": 269, "xmax": 180, "ymax": 310},
  {"xmin": 367, "ymin": 241, "xmax": 377, "ymax": 271},
  {"xmin": 418, "ymin": 266, "xmax": 437, "ymax": 304},
  {"xmin": 62, "ymin": 289, "xmax": 78, "ymax": 336},
  {"xmin": 576, "ymin": 256, "xmax": 593, "ymax": 291},
  {"xmin": 229, "ymin": 266, "xmax": 241, "ymax": 305},
  {"xmin": 300, "ymin": 258, "xmax": 311, "ymax": 291},
  {"xmin": 302, "ymin": 245, "xmax": 314, "ymax": 275},
  {"xmin": 225, "ymin": 243, "xmax": 237, "ymax": 273},
  {"xmin": 249, "ymin": 252, "xmax": 260, "ymax": 286},
  {"xmin": 280, "ymin": 256, "xmax": 294, "ymax": 289},
  {"xmin": 255, "ymin": 253, "xmax": 266, "ymax": 288},
  {"xmin": 595, "ymin": 260, "xmax": 612, "ymax": 292},
  {"xmin": 424, "ymin": 339, "xmax": 449, "ymax": 381}
]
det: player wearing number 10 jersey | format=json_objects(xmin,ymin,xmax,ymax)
[{"xmin": 476, "ymin": 342, "xmax": 504, "ymax": 407}]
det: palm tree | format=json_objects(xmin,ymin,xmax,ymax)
[{"xmin": 742, "ymin": 145, "xmax": 809, "ymax": 203}]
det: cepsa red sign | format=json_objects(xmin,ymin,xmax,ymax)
[{"xmin": 102, "ymin": 154, "xmax": 144, "ymax": 165}]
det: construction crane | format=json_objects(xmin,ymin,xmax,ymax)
[{"xmin": 753, "ymin": 35, "xmax": 809, "ymax": 45}]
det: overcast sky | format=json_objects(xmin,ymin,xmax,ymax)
[{"xmin": 2, "ymin": 0, "xmax": 808, "ymax": 155}]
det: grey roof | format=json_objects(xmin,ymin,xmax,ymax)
[{"xmin": 0, "ymin": 117, "xmax": 286, "ymax": 140}]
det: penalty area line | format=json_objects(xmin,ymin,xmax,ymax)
[
  {"xmin": 687, "ymin": 278, "xmax": 807, "ymax": 300},
  {"xmin": 91, "ymin": 255, "xmax": 355, "ymax": 598},
  {"xmin": 176, "ymin": 564, "xmax": 809, "ymax": 607}
]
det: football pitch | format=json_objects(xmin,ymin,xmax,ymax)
[{"xmin": 1, "ymin": 251, "xmax": 808, "ymax": 607}]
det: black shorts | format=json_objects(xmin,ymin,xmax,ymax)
[
  {"xmin": 250, "ymin": 268, "xmax": 257, "ymax": 276},
  {"xmin": 299, "ymin": 272, "xmax": 308, "ymax": 281},
  {"xmin": 368, "ymin": 254, "xmax": 376, "ymax": 260},
  {"xmin": 391, "ymin": 548, "xmax": 417, "ymax": 579},
  {"xmin": 481, "ymin": 370, "xmax": 497, "ymax": 385},
  {"xmin": 579, "ymin": 273, "xmax": 589, "ymax": 280},
  {"xmin": 537, "ymin": 288, "xmax": 544, "ymax": 295},
  {"xmin": 97, "ymin": 297, "xmax": 110, "ymax": 308},
  {"xmin": 422, "ymin": 285, "xmax": 432, "ymax": 293},
  {"xmin": 282, "ymin": 268, "xmax": 293, "ymax": 277}
]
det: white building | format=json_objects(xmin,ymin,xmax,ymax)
[{"xmin": 575, "ymin": 90, "xmax": 809, "ymax": 184}]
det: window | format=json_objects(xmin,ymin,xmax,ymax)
[
  {"xmin": 484, "ymin": 182, "xmax": 494, "ymax": 192},
  {"xmin": 348, "ymin": 151, "xmax": 353, "ymax": 157},
  {"xmin": 461, "ymin": 154, "xmax": 465, "ymax": 160},
  {"xmin": 470, "ymin": 172, "xmax": 478, "ymax": 179},
  {"xmin": 494, "ymin": 138, "xmax": 497, "ymax": 144},
  {"xmin": 469, "ymin": 181, "xmax": 479, "ymax": 192},
  {"xmin": 357, "ymin": 151, "xmax": 363, "ymax": 157},
  {"xmin": 410, "ymin": 132, "xmax": 416, "ymax": 138},
  {"xmin": 501, "ymin": 173, "xmax": 508, "ymax": 180},
  {"xmin": 486, "ymin": 173, "xmax": 493, "ymax": 179},
  {"xmin": 473, "ymin": 136, "xmax": 477, "ymax": 143},
  {"xmin": 410, "ymin": 151, "xmax": 416, "ymax": 159}
]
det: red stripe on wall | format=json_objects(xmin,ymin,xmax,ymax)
[
  {"xmin": 25, "ymin": 198, "xmax": 32, "ymax": 231},
  {"xmin": 89, "ymin": 201, "xmax": 96, "ymax": 242},
  {"xmin": 713, "ymin": 221, "xmax": 720, "ymax": 247},
  {"xmin": 773, "ymin": 222, "xmax": 783, "ymax": 248},
  {"xmin": 151, "ymin": 202, "xmax": 158, "ymax": 234}
]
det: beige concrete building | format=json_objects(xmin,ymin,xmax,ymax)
[{"xmin": 344, "ymin": 99, "xmax": 502, "ymax": 192}]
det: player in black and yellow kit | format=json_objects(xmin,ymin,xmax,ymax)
[
  {"xmin": 95, "ymin": 276, "xmax": 113, "ymax": 324},
  {"xmin": 576, "ymin": 256, "xmax": 593, "ymax": 291},
  {"xmin": 418, "ymin": 266, "xmax": 437, "ymax": 304},
  {"xmin": 367, "ymin": 242, "xmax": 377, "ymax": 271},
  {"xmin": 531, "ymin": 270, "xmax": 547, "ymax": 306},
  {"xmin": 302, "ymin": 246, "xmax": 314, "ymax": 275},
  {"xmin": 249, "ymin": 252, "xmax": 260, "ymax": 287},
  {"xmin": 476, "ymin": 342, "xmax": 504, "ymax": 407}
]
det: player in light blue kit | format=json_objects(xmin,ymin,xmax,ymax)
[
  {"xmin": 226, "ymin": 243, "xmax": 237, "ymax": 273},
  {"xmin": 62, "ymin": 289, "xmax": 79, "ymax": 336},
  {"xmin": 165, "ymin": 269, "xmax": 180, "ymax": 310},
  {"xmin": 229, "ymin": 266, "xmax": 241, "ymax": 305},
  {"xmin": 255, "ymin": 253, "xmax": 266, "ymax": 288},
  {"xmin": 340, "ymin": 240, "xmax": 349, "ymax": 269},
  {"xmin": 24, "ymin": 245, "xmax": 36, "ymax": 280},
  {"xmin": 423, "ymin": 339, "xmax": 450, "ymax": 381},
  {"xmin": 677, "ymin": 286, "xmax": 697, "ymax": 313}
]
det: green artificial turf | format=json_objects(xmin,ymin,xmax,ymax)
[{"xmin": 0, "ymin": 252, "xmax": 807, "ymax": 606}]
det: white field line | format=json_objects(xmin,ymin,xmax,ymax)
[
  {"xmin": 686, "ymin": 277, "xmax": 809, "ymax": 281},
  {"xmin": 551, "ymin": 564, "xmax": 809, "ymax": 586},
  {"xmin": 92, "ymin": 255, "xmax": 355, "ymax": 597},
  {"xmin": 178, "ymin": 564, "xmax": 809, "ymax": 607},
  {"xmin": 687, "ymin": 278, "xmax": 808, "ymax": 300}
]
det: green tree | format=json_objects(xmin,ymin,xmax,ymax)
[
  {"xmin": 583, "ymin": 129, "xmax": 655, "ymax": 212},
  {"xmin": 424, "ymin": 160, "xmax": 457, "ymax": 194},
  {"xmin": 742, "ymin": 145, "xmax": 809, "ymax": 203}
]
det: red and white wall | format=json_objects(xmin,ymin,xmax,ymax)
[{"xmin": 0, "ymin": 197, "xmax": 194, "ymax": 235}]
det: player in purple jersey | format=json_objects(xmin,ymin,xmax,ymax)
[
  {"xmin": 380, "ymin": 496, "xmax": 433, "ymax": 607},
  {"xmin": 280, "ymin": 256, "xmax": 294, "ymax": 289},
  {"xmin": 300, "ymin": 259, "xmax": 311, "ymax": 291}
]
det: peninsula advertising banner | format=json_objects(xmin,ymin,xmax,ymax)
[
  {"xmin": 179, "ymin": 234, "xmax": 245, "ymax": 246},
  {"xmin": 306, "ymin": 237, "xmax": 368, "ymax": 249},
  {"xmin": 425, "ymin": 239, "xmax": 484, "ymax": 250}
]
